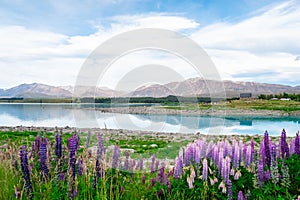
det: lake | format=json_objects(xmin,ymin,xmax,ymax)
[{"xmin": 0, "ymin": 103, "xmax": 299, "ymax": 136}]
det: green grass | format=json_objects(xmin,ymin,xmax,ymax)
[{"xmin": 161, "ymin": 100, "xmax": 300, "ymax": 112}]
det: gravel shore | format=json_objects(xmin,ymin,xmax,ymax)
[{"xmin": 94, "ymin": 106, "xmax": 300, "ymax": 116}]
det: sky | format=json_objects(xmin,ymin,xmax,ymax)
[{"xmin": 0, "ymin": 0, "xmax": 299, "ymax": 90}]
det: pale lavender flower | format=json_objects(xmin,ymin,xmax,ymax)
[
  {"xmin": 174, "ymin": 156, "xmax": 183, "ymax": 179},
  {"xmin": 238, "ymin": 191, "xmax": 244, "ymax": 200},
  {"xmin": 227, "ymin": 179, "xmax": 233, "ymax": 200},
  {"xmin": 150, "ymin": 154, "xmax": 155, "ymax": 173},
  {"xmin": 295, "ymin": 132, "xmax": 300, "ymax": 156},
  {"xmin": 290, "ymin": 138, "xmax": 295, "ymax": 155},
  {"xmin": 112, "ymin": 145, "xmax": 120, "ymax": 169},
  {"xmin": 40, "ymin": 138, "xmax": 49, "ymax": 177},
  {"xmin": 202, "ymin": 158, "xmax": 208, "ymax": 181},
  {"xmin": 258, "ymin": 159, "xmax": 265, "ymax": 186},
  {"xmin": 20, "ymin": 146, "xmax": 33, "ymax": 198}
]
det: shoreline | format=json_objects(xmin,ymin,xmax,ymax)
[{"xmin": 94, "ymin": 106, "xmax": 300, "ymax": 117}]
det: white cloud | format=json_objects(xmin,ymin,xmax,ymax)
[
  {"xmin": 0, "ymin": 1, "xmax": 300, "ymax": 89},
  {"xmin": 191, "ymin": 0, "xmax": 300, "ymax": 85}
]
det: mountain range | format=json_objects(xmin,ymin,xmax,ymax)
[{"xmin": 0, "ymin": 78, "xmax": 299, "ymax": 98}]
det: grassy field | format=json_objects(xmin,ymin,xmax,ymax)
[
  {"xmin": 0, "ymin": 129, "xmax": 299, "ymax": 199},
  {"xmin": 162, "ymin": 99, "xmax": 300, "ymax": 112}
]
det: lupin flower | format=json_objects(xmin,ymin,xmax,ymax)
[
  {"xmin": 78, "ymin": 156, "xmax": 84, "ymax": 176},
  {"xmin": 227, "ymin": 179, "xmax": 233, "ymax": 200},
  {"xmin": 281, "ymin": 129, "xmax": 290, "ymax": 159},
  {"xmin": 55, "ymin": 132, "xmax": 62, "ymax": 161},
  {"xmin": 150, "ymin": 154, "xmax": 155, "ymax": 173},
  {"xmin": 251, "ymin": 138, "xmax": 255, "ymax": 162},
  {"xmin": 142, "ymin": 174, "xmax": 146, "ymax": 185},
  {"xmin": 290, "ymin": 139, "xmax": 295, "ymax": 155},
  {"xmin": 258, "ymin": 159, "xmax": 265, "ymax": 186},
  {"xmin": 238, "ymin": 191, "xmax": 244, "ymax": 200},
  {"xmin": 124, "ymin": 151, "xmax": 129, "ymax": 171},
  {"xmin": 265, "ymin": 169, "xmax": 271, "ymax": 181},
  {"xmin": 233, "ymin": 143, "xmax": 240, "ymax": 169},
  {"xmin": 221, "ymin": 156, "xmax": 231, "ymax": 183},
  {"xmin": 174, "ymin": 156, "xmax": 183, "ymax": 179},
  {"xmin": 259, "ymin": 140, "xmax": 265, "ymax": 167},
  {"xmin": 295, "ymin": 132, "xmax": 300, "ymax": 157},
  {"xmin": 202, "ymin": 158, "xmax": 208, "ymax": 181},
  {"xmin": 20, "ymin": 146, "xmax": 33, "ymax": 198},
  {"xmin": 159, "ymin": 166, "xmax": 167, "ymax": 185},
  {"xmin": 69, "ymin": 134, "xmax": 78, "ymax": 178},
  {"xmin": 39, "ymin": 138, "xmax": 49, "ymax": 177},
  {"xmin": 60, "ymin": 172, "xmax": 65, "ymax": 181},
  {"xmin": 264, "ymin": 131, "xmax": 271, "ymax": 167},
  {"xmin": 244, "ymin": 145, "xmax": 252, "ymax": 167},
  {"xmin": 112, "ymin": 145, "xmax": 120, "ymax": 169},
  {"xmin": 97, "ymin": 133, "xmax": 105, "ymax": 160}
]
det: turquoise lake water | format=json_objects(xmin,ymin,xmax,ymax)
[{"xmin": 0, "ymin": 103, "xmax": 299, "ymax": 136}]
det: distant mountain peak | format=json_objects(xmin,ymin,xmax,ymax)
[{"xmin": 0, "ymin": 79, "xmax": 299, "ymax": 98}]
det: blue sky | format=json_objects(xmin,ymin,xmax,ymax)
[{"xmin": 0, "ymin": 0, "xmax": 299, "ymax": 89}]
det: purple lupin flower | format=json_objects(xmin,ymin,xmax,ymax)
[
  {"xmin": 265, "ymin": 169, "xmax": 271, "ymax": 181},
  {"xmin": 183, "ymin": 144, "xmax": 194, "ymax": 166},
  {"xmin": 202, "ymin": 158, "xmax": 208, "ymax": 181},
  {"xmin": 258, "ymin": 159, "xmax": 265, "ymax": 186},
  {"xmin": 238, "ymin": 191, "xmax": 244, "ymax": 200},
  {"xmin": 167, "ymin": 181, "xmax": 172, "ymax": 193},
  {"xmin": 39, "ymin": 138, "xmax": 49, "ymax": 177},
  {"xmin": 55, "ymin": 133, "xmax": 62, "ymax": 161},
  {"xmin": 195, "ymin": 145, "xmax": 201, "ymax": 164},
  {"xmin": 290, "ymin": 138, "xmax": 295, "ymax": 155},
  {"xmin": 259, "ymin": 140, "xmax": 265, "ymax": 167},
  {"xmin": 218, "ymin": 148, "xmax": 224, "ymax": 173},
  {"xmin": 227, "ymin": 179, "xmax": 233, "ymax": 200},
  {"xmin": 159, "ymin": 166, "xmax": 167, "ymax": 185},
  {"xmin": 174, "ymin": 156, "xmax": 183, "ymax": 179},
  {"xmin": 138, "ymin": 158, "xmax": 143, "ymax": 171},
  {"xmin": 150, "ymin": 178, "xmax": 155, "ymax": 187},
  {"xmin": 221, "ymin": 156, "xmax": 230, "ymax": 183},
  {"xmin": 150, "ymin": 154, "xmax": 155, "ymax": 173},
  {"xmin": 281, "ymin": 129, "xmax": 290, "ymax": 159},
  {"xmin": 142, "ymin": 174, "xmax": 146, "ymax": 185},
  {"xmin": 206, "ymin": 141, "xmax": 214, "ymax": 158},
  {"xmin": 34, "ymin": 133, "xmax": 41, "ymax": 154},
  {"xmin": 245, "ymin": 145, "xmax": 251, "ymax": 168},
  {"xmin": 251, "ymin": 138, "xmax": 255, "ymax": 162},
  {"xmin": 112, "ymin": 145, "xmax": 120, "ymax": 169},
  {"xmin": 264, "ymin": 131, "xmax": 271, "ymax": 167},
  {"xmin": 20, "ymin": 146, "xmax": 33, "ymax": 198},
  {"xmin": 69, "ymin": 134, "xmax": 78, "ymax": 178},
  {"xmin": 97, "ymin": 133, "xmax": 105, "ymax": 160},
  {"xmin": 124, "ymin": 151, "xmax": 129, "ymax": 171},
  {"xmin": 60, "ymin": 172, "xmax": 65, "ymax": 181},
  {"xmin": 295, "ymin": 132, "xmax": 300, "ymax": 157},
  {"xmin": 78, "ymin": 156, "xmax": 83, "ymax": 176},
  {"xmin": 233, "ymin": 143, "xmax": 240, "ymax": 169}
]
